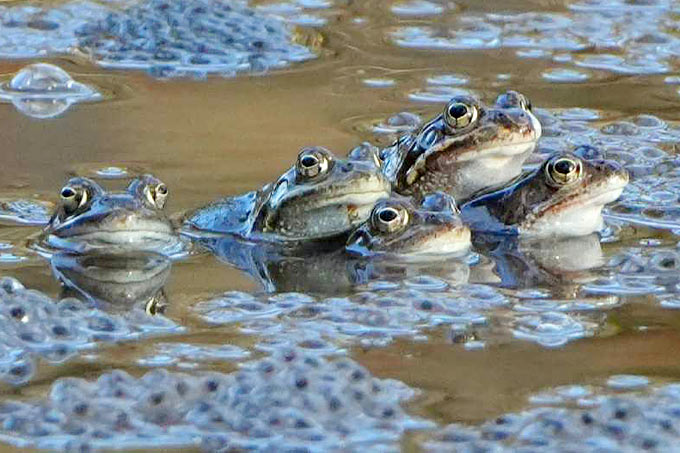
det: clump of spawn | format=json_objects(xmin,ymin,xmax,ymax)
[
  {"xmin": 424, "ymin": 375, "xmax": 680, "ymax": 451},
  {"xmin": 74, "ymin": 0, "xmax": 317, "ymax": 78},
  {"xmin": 0, "ymin": 348, "xmax": 430, "ymax": 451},
  {"xmin": 0, "ymin": 277, "xmax": 181, "ymax": 386}
]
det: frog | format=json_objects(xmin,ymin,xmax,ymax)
[
  {"xmin": 36, "ymin": 175, "xmax": 182, "ymax": 255},
  {"xmin": 346, "ymin": 192, "xmax": 471, "ymax": 259},
  {"xmin": 461, "ymin": 152, "xmax": 629, "ymax": 238},
  {"xmin": 194, "ymin": 191, "xmax": 471, "ymax": 293},
  {"xmin": 185, "ymin": 146, "xmax": 391, "ymax": 242},
  {"xmin": 380, "ymin": 90, "xmax": 542, "ymax": 204}
]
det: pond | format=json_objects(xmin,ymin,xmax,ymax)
[{"xmin": 0, "ymin": 0, "xmax": 680, "ymax": 451}]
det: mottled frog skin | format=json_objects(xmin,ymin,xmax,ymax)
[
  {"xmin": 38, "ymin": 175, "xmax": 180, "ymax": 255},
  {"xmin": 346, "ymin": 192, "xmax": 471, "ymax": 259},
  {"xmin": 381, "ymin": 90, "xmax": 542, "ymax": 203},
  {"xmin": 461, "ymin": 153, "xmax": 629, "ymax": 238},
  {"xmin": 186, "ymin": 146, "xmax": 391, "ymax": 242}
]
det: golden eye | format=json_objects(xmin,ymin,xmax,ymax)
[
  {"xmin": 144, "ymin": 183, "xmax": 168, "ymax": 209},
  {"xmin": 60, "ymin": 186, "xmax": 88, "ymax": 215},
  {"xmin": 545, "ymin": 156, "xmax": 583, "ymax": 187},
  {"xmin": 444, "ymin": 101, "xmax": 477, "ymax": 130},
  {"xmin": 370, "ymin": 204, "xmax": 409, "ymax": 234},
  {"xmin": 296, "ymin": 147, "xmax": 333, "ymax": 180}
]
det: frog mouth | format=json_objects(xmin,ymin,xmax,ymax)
[{"xmin": 46, "ymin": 229, "xmax": 180, "ymax": 253}]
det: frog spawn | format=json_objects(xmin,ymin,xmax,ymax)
[
  {"xmin": 0, "ymin": 63, "xmax": 100, "ymax": 118},
  {"xmin": 0, "ymin": 0, "xmax": 318, "ymax": 79},
  {"xmin": 423, "ymin": 376, "xmax": 680, "ymax": 452},
  {"xmin": 0, "ymin": 277, "xmax": 182, "ymax": 385},
  {"xmin": 0, "ymin": 349, "xmax": 431, "ymax": 451},
  {"xmin": 193, "ymin": 278, "xmax": 612, "ymax": 351},
  {"xmin": 388, "ymin": 0, "xmax": 680, "ymax": 77}
]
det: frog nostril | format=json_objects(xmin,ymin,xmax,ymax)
[{"xmin": 341, "ymin": 163, "xmax": 354, "ymax": 173}]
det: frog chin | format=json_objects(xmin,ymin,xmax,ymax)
[{"xmin": 520, "ymin": 187, "xmax": 625, "ymax": 238}]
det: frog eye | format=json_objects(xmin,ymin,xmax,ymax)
[
  {"xmin": 60, "ymin": 185, "xmax": 89, "ymax": 215},
  {"xmin": 545, "ymin": 156, "xmax": 583, "ymax": 187},
  {"xmin": 144, "ymin": 183, "xmax": 168, "ymax": 209},
  {"xmin": 371, "ymin": 204, "xmax": 409, "ymax": 234},
  {"xmin": 417, "ymin": 126, "xmax": 440, "ymax": 149},
  {"xmin": 296, "ymin": 147, "xmax": 333, "ymax": 180},
  {"xmin": 443, "ymin": 101, "xmax": 477, "ymax": 130}
]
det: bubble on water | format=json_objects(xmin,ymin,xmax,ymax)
[
  {"xmin": 0, "ymin": 63, "xmax": 101, "ymax": 119},
  {"xmin": 542, "ymin": 68, "xmax": 590, "ymax": 82}
]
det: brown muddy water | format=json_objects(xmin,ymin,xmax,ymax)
[{"xmin": 1, "ymin": 0, "xmax": 680, "ymax": 451}]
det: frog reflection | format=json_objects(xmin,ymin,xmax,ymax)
[
  {"xmin": 471, "ymin": 233, "xmax": 610, "ymax": 299},
  {"xmin": 194, "ymin": 192, "xmax": 471, "ymax": 294},
  {"xmin": 50, "ymin": 251, "xmax": 170, "ymax": 314}
]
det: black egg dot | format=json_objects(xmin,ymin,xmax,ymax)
[
  {"xmin": 378, "ymin": 208, "xmax": 398, "ymax": 223},
  {"xmin": 9, "ymin": 307, "xmax": 25, "ymax": 319},
  {"xmin": 205, "ymin": 379, "xmax": 219, "ymax": 392},
  {"xmin": 52, "ymin": 325, "xmax": 68, "ymax": 336},
  {"xmin": 448, "ymin": 103, "xmax": 468, "ymax": 119},
  {"xmin": 73, "ymin": 403, "xmax": 89, "ymax": 416},
  {"xmin": 554, "ymin": 159, "xmax": 576, "ymax": 175},
  {"xmin": 149, "ymin": 392, "xmax": 164, "ymax": 405}
]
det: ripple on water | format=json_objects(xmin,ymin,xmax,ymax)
[
  {"xmin": 0, "ymin": 349, "xmax": 432, "ymax": 451},
  {"xmin": 0, "ymin": 199, "xmax": 52, "ymax": 226},
  {"xmin": 511, "ymin": 311, "xmax": 596, "ymax": 348}
]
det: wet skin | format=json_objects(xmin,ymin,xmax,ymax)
[
  {"xmin": 38, "ymin": 175, "xmax": 179, "ymax": 254},
  {"xmin": 380, "ymin": 90, "xmax": 542, "ymax": 203},
  {"xmin": 346, "ymin": 192, "xmax": 471, "ymax": 260},
  {"xmin": 186, "ymin": 146, "xmax": 391, "ymax": 242},
  {"xmin": 461, "ymin": 153, "xmax": 629, "ymax": 238}
]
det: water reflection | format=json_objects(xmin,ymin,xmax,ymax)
[
  {"xmin": 0, "ymin": 252, "xmax": 180, "ymax": 386},
  {"xmin": 196, "ymin": 234, "xmax": 470, "ymax": 294},
  {"xmin": 0, "ymin": 63, "xmax": 101, "ymax": 119},
  {"xmin": 50, "ymin": 251, "xmax": 170, "ymax": 314}
]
